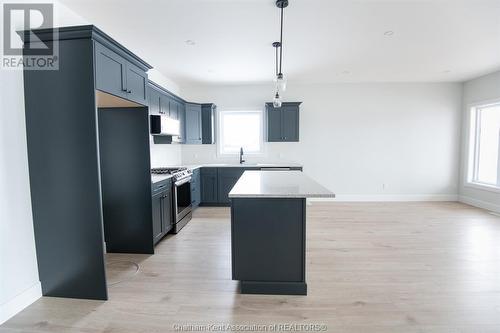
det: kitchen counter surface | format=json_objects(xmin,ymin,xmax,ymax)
[
  {"xmin": 185, "ymin": 163, "xmax": 303, "ymax": 169},
  {"xmin": 151, "ymin": 163, "xmax": 303, "ymax": 184},
  {"xmin": 229, "ymin": 171, "xmax": 335, "ymax": 199},
  {"xmin": 151, "ymin": 174, "xmax": 173, "ymax": 184}
]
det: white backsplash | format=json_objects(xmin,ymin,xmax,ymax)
[
  {"xmin": 180, "ymin": 143, "xmax": 302, "ymax": 165},
  {"xmin": 150, "ymin": 138, "xmax": 182, "ymax": 167}
]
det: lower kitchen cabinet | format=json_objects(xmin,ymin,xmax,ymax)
[
  {"xmin": 191, "ymin": 168, "xmax": 201, "ymax": 208},
  {"xmin": 151, "ymin": 191, "xmax": 163, "ymax": 242},
  {"xmin": 152, "ymin": 179, "xmax": 173, "ymax": 244},
  {"xmin": 201, "ymin": 168, "xmax": 218, "ymax": 204},
  {"xmin": 217, "ymin": 168, "xmax": 246, "ymax": 205},
  {"xmin": 200, "ymin": 166, "xmax": 301, "ymax": 206}
]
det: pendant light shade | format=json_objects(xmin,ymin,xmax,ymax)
[
  {"xmin": 273, "ymin": 91, "xmax": 282, "ymax": 108},
  {"xmin": 275, "ymin": 73, "xmax": 287, "ymax": 91}
]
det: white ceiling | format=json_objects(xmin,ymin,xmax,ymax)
[{"xmin": 59, "ymin": 0, "xmax": 500, "ymax": 85}]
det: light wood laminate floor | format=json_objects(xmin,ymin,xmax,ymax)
[{"xmin": 2, "ymin": 202, "xmax": 500, "ymax": 332}]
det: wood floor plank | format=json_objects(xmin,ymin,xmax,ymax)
[{"xmin": 2, "ymin": 202, "xmax": 500, "ymax": 332}]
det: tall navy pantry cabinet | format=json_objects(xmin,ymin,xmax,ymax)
[{"xmin": 19, "ymin": 25, "xmax": 153, "ymax": 301}]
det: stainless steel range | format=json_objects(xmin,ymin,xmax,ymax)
[{"xmin": 151, "ymin": 167, "xmax": 192, "ymax": 233}]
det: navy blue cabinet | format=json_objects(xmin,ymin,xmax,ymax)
[
  {"xmin": 169, "ymin": 99, "xmax": 179, "ymax": 120},
  {"xmin": 199, "ymin": 166, "xmax": 302, "ymax": 206},
  {"xmin": 148, "ymin": 86, "xmax": 161, "ymax": 115},
  {"xmin": 178, "ymin": 102, "xmax": 186, "ymax": 144},
  {"xmin": 152, "ymin": 179, "xmax": 173, "ymax": 244},
  {"xmin": 95, "ymin": 42, "xmax": 127, "ymax": 99},
  {"xmin": 185, "ymin": 103, "xmax": 202, "ymax": 144},
  {"xmin": 217, "ymin": 168, "xmax": 245, "ymax": 205},
  {"xmin": 191, "ymin": 168, "xmax": 201, "ymax": 208},
  {"xmin": 95, "ymin": 42, "xmax": 148, "ymax": 105},
  {"xmin": 201, "ymin": 168, "xmax": 218, "ymax": 204},
  {"xmin": 125, "ymin": 62, "xmax": 148, "ymax": 105},
  {"xmin": 201, "ymin": 103, "xmax": 216, "ymax": 144},
  {"xmin": 148, "ymin": 82, "xmax": 188, "ymax": 144},
  {"xmin": 151, "ymin": 191, "xmax": 163, "ymax": 242},
  {"xmin": 266, "ymin": 102, "xmax": 301, "ymax": 142}
]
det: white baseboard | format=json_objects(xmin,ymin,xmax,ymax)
[
  {"xmin": 459, "ymin": 195, "xmax": 500, "ymax": 213},
  {"xmin": 0, "ymin": 282, "xmax": 42, "ymax": 325},
  {"xmin": 309, "ymin": 194, "xmax": 459, "ymax": 202}
]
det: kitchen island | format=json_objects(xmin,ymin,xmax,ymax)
[{"xmin": 229, "ymin": 171, "xmax": 335, "ymax": 295}]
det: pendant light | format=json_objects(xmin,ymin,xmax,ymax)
[
  {"xmin": 273, "ymin": 90, "xmax": 282, "ymax": 108},
  {"xmin": 272, "ymin": 0, "xmax": 288, "ymax": 103}
]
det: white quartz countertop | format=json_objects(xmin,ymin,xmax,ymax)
[
  {"xmin": 184, "ymin": 163, "xmax": 302, "ymax": 169},
  {"xmin": 151, "ymin": 174, "xmax": 173, "ymax": 183},
  {"xmin": 229, "ymin": 171, "xmax": 335, "ymax": 199}
]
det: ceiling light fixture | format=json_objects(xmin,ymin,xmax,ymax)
[
  {"xmin": 272, "ymin": 0, "xmax": 289, "ymax": 107},
  {"xmin": 185, "ymin": 39, "xmax": 196, "ymax": 46}
]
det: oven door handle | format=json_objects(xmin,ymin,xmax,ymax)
[{"xmin": 175, "ymin": 177, "xmax": 191, "ymax": 187}]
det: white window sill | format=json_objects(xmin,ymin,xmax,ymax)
[{"xmin": 465, "ymin": 182, "xmax": 500, "ymax": 194}]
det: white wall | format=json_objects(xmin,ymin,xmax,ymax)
[
  {"xmin": 459, "ymin": 70, "xmax": 500, "ymax": 212},
  {"xmin": 0, "ymin": 0, "xmax": 90, "ymax": 324},
  {"xmin": 181, "ymin": 82, "xmax": 463, "ymax": 200}
]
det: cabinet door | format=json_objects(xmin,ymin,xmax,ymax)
[
  {"xmin": 185, "ymin": 103, "xmax": 202, "ymax": 144},
  {"xmin": 217, "ymin": 168, "xmax": 245, "ymax": 205},
  {"xmin": 178, "ymin": 102, "xmax": 186, "ymax": 144},
  {"xmin": 201, "ymin": 173, "xmax": 218, "ymax": 203},
  {"xmin": 148, "ymin": 87, "xmax": 160, "ymax": 115},
  {"xmin": 191, "ymin": 169, "xmax": 201, "ymax": 208},
  {"xmin": 170, "ymin": 100, "xmax": 179, "ymax": 120},
  {"xmin": 281, "ymin": 106, "xmax": 299, "ymax": 142},
  {"xmin": 95, "ymin": 42, "xmax": 127, "ymax": 99},
  {"xmin": 201, "ymin": 104, "xmax": 215, "ymax": 144},
  {"xmin": 267, "ymin": 107, "xmax": 283, "ymax": 142},
  {"xmin": 152, "ymin": 191, "xmax": 163, "ymax": 244},
  {"xmin": 159, "ymin": 94, "xmax": 170, "ymax": 116},
  {"xmin": 125, "ymin": 62, "xmax": 148, "ymax": 105},
  {"xmin": 161, "ymin": 190, "xmax": 173, "ymax": 234}
]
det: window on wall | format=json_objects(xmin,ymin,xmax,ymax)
[
  {"xmin": 468, "ymin": 103, "xmax": 500, "ymax": 189},
  {"xmin": 218, "ymin": 110, "xmax": 263, "ymax": 155}
]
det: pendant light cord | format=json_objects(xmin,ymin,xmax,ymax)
[
  {"xmin": 279, "ymin": 6, "xmax": 284, "ymax": 75},
  {"xmin": 276, "ymin": 44, "xmax": 279, "ymax": 76}
]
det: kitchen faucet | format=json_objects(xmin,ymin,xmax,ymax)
[{"xmin": 239, "ymin": 147, "xmax": 245, "ymax": 164}]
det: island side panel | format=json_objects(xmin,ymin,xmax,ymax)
[{"xmin": 231, "ymin": 197, "xmax": 307, "ymax": 295}]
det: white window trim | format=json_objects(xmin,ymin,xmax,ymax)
[
  {"xmin": 464, "ymin": 99, "xmax": 500, "ymax": 193},
  {"xmin": 216, "ymin": 109, "xmax": 265, "ymax": 157}
]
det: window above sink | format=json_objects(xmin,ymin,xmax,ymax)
[{"xmin": 217, "ymin": 110, "xmax": 264, "ymax": 156}]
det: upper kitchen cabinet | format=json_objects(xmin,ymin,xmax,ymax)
[
  {"xmin": 148, "ymin": 85, "xmax": 161, "ymax": 115},
  {"xmin": 265, "ymin": 102, "xmax": 301, "ymax": 142},
  {"xmin": 201, "ymin": 103, "xmax": 216, "ymax": 144},
  {"xmin": 185, "ymin": 103, "xmax": 203, "ymax": 144},
  {"xmin": 125, "ymin": 62, "xmax": 148, "ymax": 104},
  {"xmin": 178, "ymin": 102, "xmax": 186, "ymax": 144},
  {"xmin": 94, "ymin": 35, "xmax": 151, "ymax": 105},
  {"xmin": 169, "ymin": 99, "xmax": 179, "ymax": 120}
]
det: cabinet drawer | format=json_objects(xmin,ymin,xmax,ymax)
[
  {"xmin": 201, "ymin": 167, "xmax": 217, "ymax": 175},
  {"xmin": 152, "ymin": 179, "xmax": 171, "ymax": 193}
]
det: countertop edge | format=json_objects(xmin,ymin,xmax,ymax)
[{"xmin": 228, "ymin": 194, "xmax": 336, "ymax": 199}]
